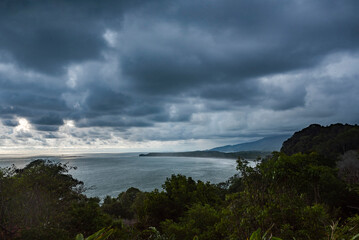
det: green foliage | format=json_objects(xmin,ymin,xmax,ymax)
[
  {"xmin": 136, "ymin": 174, "xmax": 223, "ymax": 228},
  {"xmin": 217, "ymin": 173, "xmax": 242, "ymax": 194},
  {"xmin": 259, "ymin": 152, "xmax": 352, "ymax": 208},
  {"xmin": 136, "ymin": 189, "xmax": 171, "ymax": 228},
  {"xmin": 0, "ymin": 160, "xmax": 112, "ymax": 240},
  {"xmin": 102, "ymin": 187, "xmax": 141, "ymax": 219},
  {"xmin": 161, "ymin": 204, "xmax": 223, "ymax": 240},
  {"xmin": 162, "ymin": 174, "xmax": 223, "ymax": 212},
  {"xmin": 75, "ymin": 227, "xmax": 113, "ymax": 240},
  {"xmin": 226, "ymin": 152, "xmax": 359, "ymax": 239},
  {"xmin": 249, "ymin": 227, "xmax": 282, "ymax": 240},
  {"xmin": 68, "ymin": 197, "xmax": 112, "ymax": 237},
  {"xmin": 327, "ymin": 215, "xmax": 359, "ymax": 240},
  {"xmin": 146, "ymin": 227, "xmax": 175, "ymax": 240},
  {"xmin": 0, "ymin": 160, "xmax": 83, "ymax": 239}
]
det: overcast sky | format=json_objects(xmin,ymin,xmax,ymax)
[{"xmin": 0, "ymin": 0, "xmax": 359, "ymax": 153}]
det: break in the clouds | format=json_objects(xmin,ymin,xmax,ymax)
[{"xmin": 0, "ymin": 0, "xmax": 359, "ymax": 152}]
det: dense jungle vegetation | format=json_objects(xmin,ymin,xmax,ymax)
[{"xmin": 1, "ymin": 124, "xmax": 359, "ymax": 239}]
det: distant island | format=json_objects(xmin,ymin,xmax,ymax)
[{"xmin": 139, "ymin": 150, "xmax": 270, "ymax": 159}]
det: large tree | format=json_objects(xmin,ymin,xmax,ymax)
[{"xmin": 0, "ymin": 160, "xmax": 110, "ymax": 240}]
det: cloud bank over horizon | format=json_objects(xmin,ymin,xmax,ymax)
[{"xmin": 0, "ymin": 0, "xmax": 359, "ymax": 153}]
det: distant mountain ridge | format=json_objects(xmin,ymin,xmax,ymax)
[{"xmin": 210, "ymin": 135, "xmax": 291, "ymax": 153}]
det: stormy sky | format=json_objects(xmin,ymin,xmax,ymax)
[{"xmin": 1, "ymin": 0, "xmax": 359, "ymax": 153}]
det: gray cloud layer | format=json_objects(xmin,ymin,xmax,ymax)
[{"xmin": 0, "ymin": 0, "xmax": 359, "ymax": 150}]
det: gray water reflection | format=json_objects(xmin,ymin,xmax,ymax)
[{"xmin": 0, "ymin": 153, "xmax": 239, "ymax": 199}]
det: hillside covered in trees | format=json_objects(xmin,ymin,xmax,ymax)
[
  {"xmin": 1, "ymin": 124, "xmax": 359, "ymax": 239},
  {"xmin": 281, "ymin": 123, "xmax": 359, "ymax": 159}
]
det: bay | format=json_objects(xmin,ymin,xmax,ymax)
[{"xmin": 0, "ymin": 153, "xmax": 238, "ymax": 199}]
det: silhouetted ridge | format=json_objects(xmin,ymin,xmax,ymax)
[{"xmin": 281, "ymin": 123, "xmax": 359, "ymax": 159}]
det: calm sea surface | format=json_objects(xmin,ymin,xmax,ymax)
[{"xmin": 0, "ymin": 153, "xmax": 238, "ymax": 199}]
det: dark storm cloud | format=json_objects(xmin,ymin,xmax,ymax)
[
  {"xmin": 76, "ymin": 118, "xmax": 152, "ymax": 128},
  {"xmin": 2, "ymin": 119, "xmax": 18, "ymax": 127},
  {"xmin": 198, "ymin": 81, "xmax": 261, "ymax": 104},
  {"xmin": 0, "ymin": 0, "xmax": 358, "ymax": 143},
  {"xmin": 85, "ymin": 87, "xmax": 131, "ymax": 112},
  {"xmin": 119, "ymin": 0, "xmax": 359, "ymax": 98},
  {"xmin": 33, "ymin": 113, "xmax": 64, "ymax": 126},
  {"xmin": 32, "ymin": 113, "xmax": 64, "ymax": 131},
  {"xmin": 35, "ymin": 125, "xmax": 60, "ymax": 132},
  {"xmin": 1, "ymin": 91, "xmax": 68, "ymax": 111},
  {"xmin": 0, "ymin": 7, "xmax": 99, "ymax": 74},
  {"xmin": 0, "ymin": 0, "xmax": 146, "ymax": 74}
]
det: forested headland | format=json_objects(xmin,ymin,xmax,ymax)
[{"xmin": 1, "ymin": 123, "xmax": 359, "ymax": 239}]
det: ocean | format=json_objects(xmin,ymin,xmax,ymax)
[{"xmin": 0, "ymin": 153, "xmax": 239, "ymax": 199}]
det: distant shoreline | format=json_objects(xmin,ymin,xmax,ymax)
[{"xmin": 139, "ymin": 150, "xmax": 271, "ymax": 159}]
